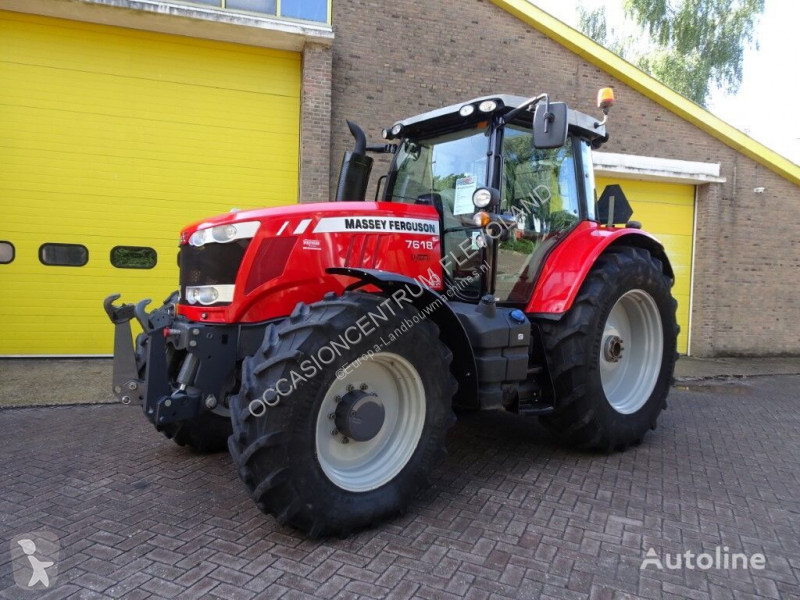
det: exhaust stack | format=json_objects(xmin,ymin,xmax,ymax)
[{"xmin": 334, "ymin": 121, "xmax": 373, "ymax": 202}]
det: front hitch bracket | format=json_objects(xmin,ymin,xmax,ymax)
[
  {"xmin": 104, "ymin": 294, "xmax": 146, "ymax": 405},
  {"xmin": 135, "ymin": 298, "xmax": 173, "ymax": 333},
  {"xmin": 104, "ymin": 292, "xmax": 243, "ymax": 426}
]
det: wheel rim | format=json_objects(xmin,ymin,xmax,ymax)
[
  {"xmin": 315, "ymin": 352, "xmax": 426, "ymax": 492},
  {"xmin": 599, "ymin": 289, "xmax": 663, "ymax": 414}
]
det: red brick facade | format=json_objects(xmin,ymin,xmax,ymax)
[{"xmin": 300, "ymin": 43, "xmax": 333, "ymax": 204}]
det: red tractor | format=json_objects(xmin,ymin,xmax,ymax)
[{"xmin": 105, "ymin": 90, "xmax": 678, "ymax": 536}]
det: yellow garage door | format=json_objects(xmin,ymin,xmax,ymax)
[
  {"xmin": 0, "ymin": 11, "xmax": 300, "ymax": 355},
  {"xmin": 596, "ymin": 178, "xmax": 694, "ymax": 354}
]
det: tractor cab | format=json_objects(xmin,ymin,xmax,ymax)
[{"xmin": 338, "ymin": 92, "xmax": 621, "ymax": 305}]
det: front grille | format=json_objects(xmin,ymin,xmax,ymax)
[{"xmin": 178, "ymin": 239, "xmax": 251, "ymax": 304}]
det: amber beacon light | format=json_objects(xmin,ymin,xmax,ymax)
[{"xmin": 597, "ymin": 87, "xmax": 615, "ymax": 111}]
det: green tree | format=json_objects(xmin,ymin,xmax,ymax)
[{"xmin": 578, "ymin": 0, "xmax": 765, "ymax": 106}]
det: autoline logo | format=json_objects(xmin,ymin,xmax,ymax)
[
  {"xmin": 10, "ymin": 531, "xmax": 60, "ymax": 590},
  {"xmin": 641, "ymin": 546, "xmax": 766, "ymax": 571}
]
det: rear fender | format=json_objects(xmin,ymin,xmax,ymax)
[
  {"xmin": 328, "ymin": 267, "xmax": 479, "ymax": 410},
  {"xmin": 526, "ymin": 221, "xmax": 674, "ymax": 316}
]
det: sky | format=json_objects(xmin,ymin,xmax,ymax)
[{"xmin": 528, "ymin": 0, "xmax": 800, "ymax": 165}]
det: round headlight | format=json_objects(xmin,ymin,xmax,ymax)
[
  {"xmin": 472, "ymin": 188, "xmax": 493, "ymax": 208},
  {"xmin": 211, "ymin": 224, "xmax": 237, "ymax": 243},
  {"xmin": 479, "ymin": 100, "xmax": 498, "ymax": 113},
  {"xmin": 459, "ymin": 104, "xmax": 475, "ymax": 117},
  {"xmin": 189, "ymin": 230, "xmax": 206, "ymax": 247},
  {"xmin": 381, "ymin": 128, "xmax": 389, "ymax": 139},
  {"xmin": 391, "ymin": 124, "xmax": 403, "ymax": 137}
]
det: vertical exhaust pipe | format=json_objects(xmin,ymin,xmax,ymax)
[{"xmin": 335, "ymin": 121, "xmax": 373, "ymax": 202}]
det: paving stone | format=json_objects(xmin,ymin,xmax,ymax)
[{"xmin": 1, "ymin": 378, "xmax": 799, "ymax": 599}]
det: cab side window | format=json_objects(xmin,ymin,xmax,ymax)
[
  {"xmin": 495, "ymin": 127, "xmax": 580, "ymax": 303},
  {"xmin": 501, "ymin": 127, "xmax": 580, "ymax": 233}
]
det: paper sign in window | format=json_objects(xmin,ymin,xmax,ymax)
[{"xmin": 454, "ymin": 175, "xmax": 477, "ymax": 216}]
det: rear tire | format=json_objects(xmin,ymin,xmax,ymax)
[
  {"xmin": 539, "ymin": 246, "xmax": 678, "ymax": 451},
  {"xmin": 134, "ymin": 333, "xmax": 231, "ymax": 453},
  {"xmin": 228, "ymin": 292, "xmax": 457, "ymax": 537}
]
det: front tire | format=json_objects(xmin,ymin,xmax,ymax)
[
  {"xmin": 159, "ymin": 411, "xmax": 232, "ymax": 454},
  {"xmin": 228, "ymin": 292, "xmax": 457, "ymax": 537},
  {"xmin": 539, "ymin": 246, "xmax": 678, "ymax": 451}
]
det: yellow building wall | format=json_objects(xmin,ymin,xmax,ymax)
[
  {"xmin": 596, "ymin": 177, "xmax": 695, "ymax": 354},
  {"xmin": 0, "ymin": 11, "xmax": 301, "ymax": 355}
]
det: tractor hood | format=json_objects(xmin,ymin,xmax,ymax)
[
  {"xmin": 180, "ymin": 202, "xmax": 351, "ymax": 244},
  {"xmin": 176, "ymin": 201, "xmax": 443, "ymax": 325},
  {"xmin": 179, "ymin": 201, "xmax": 441, "ymax": 244}
]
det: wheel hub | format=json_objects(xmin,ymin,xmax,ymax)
[
  {"xmin": 334, "ymin": 389, "xmax": 385, "ymax": 442},
  {"xmin": 604, "ymin": 335, "xmax": 624, "ymax": 363},
  {"xmin": 316, "ymin": 352, "xmax": 426, "ymax": 492}
]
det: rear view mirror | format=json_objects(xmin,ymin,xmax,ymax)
[{"xmin": 533, "ymin": 102, "xmax": 568, "ymax": 149}]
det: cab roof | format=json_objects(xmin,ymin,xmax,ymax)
[{"xmin": 387, "ymin": 94, "xmax": 607, "ymax": 142}]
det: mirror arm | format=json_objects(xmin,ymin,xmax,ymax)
[
  {"xmin": 543, "ymin": 111, "xmax": 555, "ymax": 134},
  {"xmin": 501, "ymin": 93, "xmax": 548, "ymax": 126},
  {"xmin": 541, "ymin": 94, "xmax": 553, "ymax": 134},
  {"xmin": 366, "ymin": 143, "xmax": 398, "ymax": 154}
]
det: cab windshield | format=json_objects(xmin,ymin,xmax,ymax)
[
  {"xmin": 388, "ymin": 126, "xmax": 489, "ymax": 210},
  {"xmin": 387, "ymin": 127, "xmax": 490, "ymax": 294}
]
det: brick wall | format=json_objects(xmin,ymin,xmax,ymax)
[
  {"xmin": 299, "ymin": 42, "xmax": 333, "ymax": 203},
  {"xmin": 328, "ymin": 0, "xmax": 800, "ymax": 356}
]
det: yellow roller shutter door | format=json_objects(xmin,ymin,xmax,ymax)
[
  {"xmin": 596, "ymin": 177, "xmax": 694, "ymax": 354},
  {"xmin": 0, "ymin": 11, "xmax": 300, "ymax": 355}
]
